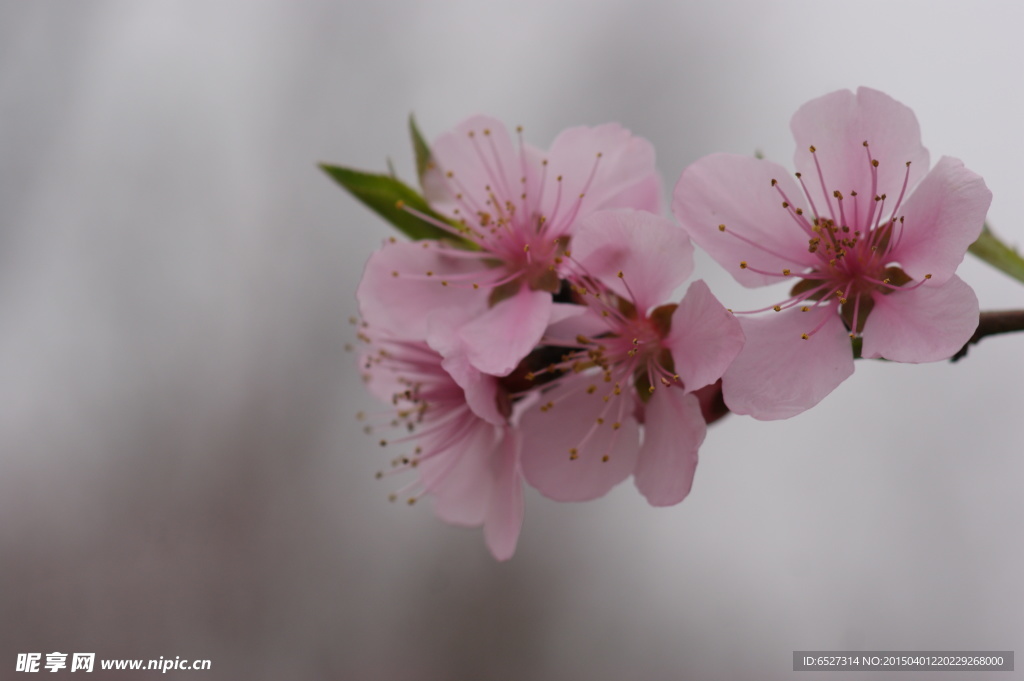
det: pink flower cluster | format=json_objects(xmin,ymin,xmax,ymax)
[{"xmin": 352, "ymin": 88, "xmax": 990, "ymax": 559}]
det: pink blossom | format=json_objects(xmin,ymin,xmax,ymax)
[
  {"xmin": 517, "ymin": 210, "xmax": 744, "ymax": 505},
  {"xmin": 358, "ymin": 325, "xmax": 523, "ymax": 560},
  {"xmin": 673, "ymin": 87, "xmax": 991, "ymax": 420},
  {"xmin": 359, "ymin": 116, "xmax": 660, "ymax": 377}
]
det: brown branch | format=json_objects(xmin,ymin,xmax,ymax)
[{"xmin": 951, "ymin": 310, "xmax": 1024, "ymax": 362}]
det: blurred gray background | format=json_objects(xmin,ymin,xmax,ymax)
[{"xmin": 1, "ymin": 1, "xmax": 1021, "ymax": 679}]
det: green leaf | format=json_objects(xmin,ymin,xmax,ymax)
[
  {"xmin": 319, "ymin": 163, "xmax": 457, "ymax": 242},
  {"xmin": 409, "ymin": 114, "xmax": 432, "ymax": 185},
  {"xmin": 968, "ymin": 223, "xmax": 1024, "ymax": 285}
]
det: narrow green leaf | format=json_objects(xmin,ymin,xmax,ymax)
[
  {"xmin": 409, "ymin": 114, "xmax": 432, "ymax": 185},
  {"xmin": 319, "ymin": 163, "xmax": 456, "ymax": 242},
  {"xmin": 968, "ymin": 223, "xmax": 1024, "ymax": 285}
]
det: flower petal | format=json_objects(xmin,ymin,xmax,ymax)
[
  {"xmin": 861, "ymin": 275, "xmax": 979, "ymax": 363},
  {"xmin": 430, "ymin": 115, "xmax": 526, "ymax": 219},
  {"xmin": 664, "ymin": 280, "xmax": 745, "ymax": 393},
  {"xmin": 357, "ymin": 240, "xmax": 488, "ymax": 340},
  {"xmin": 519, "ymin": 377, "xmax": 640, "ymax": 502},
  {"xmin": 543, "ymin": 305, "xmax": 610, "ymax": 345},
  {"xmin": 722, "ymin": 306, "xmax": 854, "ymax": 420},
  {"xmin": 790, "ymin": 87, "xmax": 929, "ymax": 215},
  {"xmin": 439, "ymin": 353, "xmax": 506, "ymax": 426},
  {"xmin": 540, "ymin": 123, "xmax": 660, "ymax": 232},
  {"xmin": 887, "ymin": 156, "xmax": 991, "ymax": 284},
  {"xmin": 421, "ymin": 417, "xmax": 501, "ymax": 526},
  {"xmin": 634, "ymin": 388, "xmax": 706, "ymax": 506},
  {"xmin": 458, "ymin": 287, "xmax": 552, "ymax": 376},
  {"xmin": 483, "ymin": 430, "xmax": 525, "ymax": 561},
  {"xmin": 673, "ymin": 154, "xmax": 819, "ymax": 287},
  {"xmin": 572, "ymin": 209, "xmax": 694, "ymax": 311}
]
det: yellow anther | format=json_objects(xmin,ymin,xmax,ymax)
[
  {"xmin": 773, "ymin": 305, "xmax": 781, "ymax": 312},
  {"xmin": 718, "ymin": 224, "xmax": 726, "ymax": 232},
  {"xmin": 739, "ymin": 261, "xmax": 748, "ymax": 269},
  {"xmin": 801, "ymin": 333, "xmax": 809, "ymax": 340}
]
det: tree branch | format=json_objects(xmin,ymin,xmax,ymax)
[{"xmin": 951, "ymin": 310, "xmax": 1024, "ymax": 362}]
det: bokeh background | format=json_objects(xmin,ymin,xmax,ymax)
[{"xmin": 1, "ymin": 1, "xmax": 1021, "ymax": 679}]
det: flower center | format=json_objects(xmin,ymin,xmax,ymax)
[
  {"xmin": 512, "ymin": 271, "xmax": 681, "ymax": 462},
  {"xmin": 396, "ymin": 125, "xmax": 604, "ymax": 298},
  {"xmin": 720, "ymin": 140, "xmax": 932, "ymax": 339}
]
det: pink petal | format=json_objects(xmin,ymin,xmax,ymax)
[
  {"xmin": 543, "ymin": 305, "xmax": 610, "ymax": 344},
  {"xmin": 439, "ymin": 353, "xmax": 506, "ymax": 426},
  {"xmin": 519, "ymin": 377, "xmax": 640, "ymax": 502},
  {"xmin": 458, "ymin": 287, "xmax": 552, "ymax": 376},
  {"xmin": 483, "ymin": 430, "xmax": 525, "ymax": 561},
  {"xmin": 887, "ymin": 156, "xmax": 992, "ymax": 284},
  {"xmin": 357, "ymin": 240, "xmax": 488, "ymax": 340},
  {"xmin": 420, "ymin": 308, "xmax": 507, "ymax": 426},
  {"xmin": 673, "ymin": 154, "xmax": 819, "ymax": 287},
  {"xmin": 430, "ymin": 115, "xmax": 528, "ymax": 219},
  {"xmin": 634, "ymin": 388, "xmax": 706, "ymax": 506},
  {"xmin": 421, "ymin": 417, "xmax": 501, "ymax": 526},
  {"xmin": 664, "ymin": 280, "xmax": 745, "ymax": 393},
  {"xmin": 790, "ymin": 88, "xmax": 930, "ymax": 216},
  {"xmin": 540, "ymin": 123, "xmax": 660, "ymax": 232},
  {"xmin": 599, "ymin": 173, "xmax": 661, "ymax": 216},
  {"xmin": 572, "ymin": 209, "xmax": 694, "ymax": 311},
  {"xmin": 861, "ymin": 275, "xmax": 979, "ymax": 363},
  {"xmin": 722, "ymin": 306, "xmax": 854, "ymax": 420}
]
